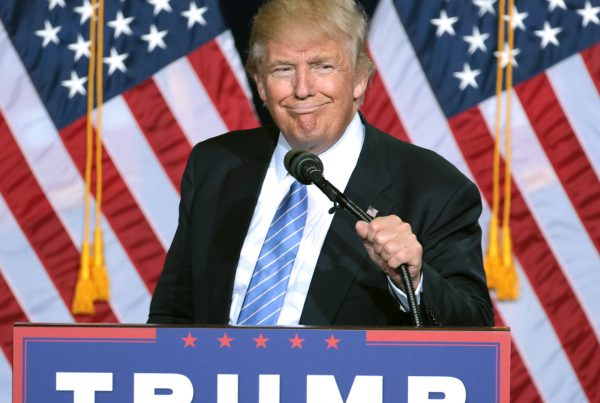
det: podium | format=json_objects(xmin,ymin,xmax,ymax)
[{"xmin": 13, "ymin": 324, "xmax": 510, "ymax": 402}]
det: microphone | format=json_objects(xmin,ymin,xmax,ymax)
[
  {"xmin": 283, "ymin": 149, "xmax": 423, "ymax": 327},
  {"xmin": 284, "ymin": 149, "xmax": 339, "ymax": 203},
  {"xmin": 283, "ymin": 149, "xmax": 325, "ymax": 186}
]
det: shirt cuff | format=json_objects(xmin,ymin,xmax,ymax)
[{"xmin": 387, "ymin": 272, "xmax": 423, "ymax": 312}]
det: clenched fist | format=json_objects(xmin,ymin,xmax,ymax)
[{"xmin": 355, "ymin": 215, "xmax": 423, "ymax": 291}]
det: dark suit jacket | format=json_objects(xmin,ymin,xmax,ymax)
[{"xmin": 148, "ymin": 121, "xmax": 494, "ymax": 327}]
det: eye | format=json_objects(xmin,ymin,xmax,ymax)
[
  {"xmin": 315, "ymin": 64, "xmax": 334, "ymax": 73},
  {"xmin": 272, "ymin": 66, "xmax": 293, "ymax": 77}
]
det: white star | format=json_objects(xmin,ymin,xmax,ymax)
[
  {"xmin": 141, "ymin": 25, "xmax": 168, "ymax": 52},
  {"xmin": 463, "ymin": 26, "xmax": 489, "ymax": 54},
  {"xmin": 577, "ymin": 1, "xmax": 600, "ymax": 27},
  {"xmin": 48, "ymin": 0, "xmax": 65, "ymax": 10},
  {"xmin": 546, "ymin": 0, "xmax": 567, "ymax": 12},
  {"xmin": 35, "ymin": 20, "xmax": 61, "ymax": 47},
  {"xmin": 494, "ymin": 43, "xmax": 521, "ymax": 68},
  {"xmin": 107, "ymin": 11, "xmax": 134, "ymax": 38},
  {"xmin": 473, "ymin": 0, "xmax": 496, "ymax": 17},
  {"xmin": 147, "ymin": 0, "xmax": 172, "ymax": 16},
  {"xmin": 61, "ymin": 71, "xmax": 87, "ymax": 98},
  {"xmin": 503, "ymin": 6, "xmax": 529, "ymax": 31},
  {"xmin": 67, "ymin": 34, "xmax": 90, "ymax": 61},
  {"xmin": 453, "ymin": 63, "xmax": 481, "ymax": 90},
  {"xmin": 534, "ymin": 21, "xmax": 562, "ymax": 49},
  {"xmin": 181, "ymin": 2, "xmax": 208, "ymax": 28},
  {"xmin": 103, "ymin": 48, "xmax": 129, "ymax": 75},
  {"xmin": 74, "ymin": 0, "xmax": 94, "ymax": 25},
  {"xmin": 431, "ymin": 10, "xmax": 459, "ymax": 37}
]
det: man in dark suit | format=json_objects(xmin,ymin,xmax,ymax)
[{"xmin": 148, "ymin": 0, "xmax": 494, "ymax": 327}]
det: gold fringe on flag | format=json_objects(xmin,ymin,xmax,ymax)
[
  {"xmin": 72, "ymin": 0, "xmax": 109, "ymax": 314},
  {"xmin": 484, "ymin": 0, "xmax": 519, "ymax": 300},
  {"xmin": 497, "ymin": 0, "xmax": 518, "ymax": 300},
  {"xmin": 91, "ymin": 0, "xmax": 109, "ymax": 302},
  {"xmin": 484, "ymin": 0, "xmax": 506, "ymax": 291}
]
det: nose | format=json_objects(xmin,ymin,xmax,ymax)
[{"xmin": 293, "ymin": 66, "xmax": 315, "ymax": 99}]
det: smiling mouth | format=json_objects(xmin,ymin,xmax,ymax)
[{"xmin": 286, "ymin": 104, "xmax": 326, "ymax": 114}]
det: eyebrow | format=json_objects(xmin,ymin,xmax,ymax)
[
  {"xmin": 308, "ymin": 56, "xmax": 334, "ymax": 65},
  {"xmin": 266, "ymin": 59, "xmax": 294, "ymax": 68},
  {"xmin": 266, "ymin": 55, "xmax": 336, "ymax": 69}
]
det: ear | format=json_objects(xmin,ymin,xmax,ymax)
[
  {"xmin": 254, "ymin": 74, "xmax": 267, "ymax": 102},
  {"xmin": 353, "ymin": 71, "xmax": 369, "ymax": 101}
]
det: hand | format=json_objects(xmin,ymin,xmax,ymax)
[{"xmin": 355, "ymin": 215, "xmax": 423, "ymax": 291}]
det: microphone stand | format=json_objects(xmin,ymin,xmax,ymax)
[{"xmin": 309, "ymin": 174, "xmax": 424, "ymax": 327}]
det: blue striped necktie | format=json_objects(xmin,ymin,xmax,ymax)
[{"xmin": 237, "ymin": 180, "xmax": 308, "ymax": 326}]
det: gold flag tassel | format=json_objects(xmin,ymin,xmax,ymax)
[
  {"xmin": 91, "ymin": 0, "xmax": 110, "ymax": 301},
  {"xmin": 484, "ymin": 0, "xmax": 507, "ymax": 291},
  {"xmin": 497, "ymin": 0, "xmax": 518, "ymax": 300},
  {"xmin": 72, "ymin": 0, "xmax": 99, "ymax": 314}
]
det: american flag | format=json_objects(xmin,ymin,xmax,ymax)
[{"xmin": 0, "ymin": 0, "xmax": 598, "ymax": 401}]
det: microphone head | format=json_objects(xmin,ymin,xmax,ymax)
[
  {"xmin": 283, "ymin": 149, "xmax": 305, "ymax": 173},
  {"xmin": 284, "ymin": 149, "xmax": 324, "ymax": 185}
]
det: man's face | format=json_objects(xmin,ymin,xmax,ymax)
[{"xmin": 254, "ymin": 35, "xmax": 369, "ymax": 154}]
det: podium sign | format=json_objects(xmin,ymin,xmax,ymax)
[{"xmin": 13, "ymin": 324, "xmax": 510, "ymax": 402}]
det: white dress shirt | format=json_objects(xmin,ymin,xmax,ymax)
[{"xmin": 229, "ymin": 113, "xmax": 421, "ymax": 325}]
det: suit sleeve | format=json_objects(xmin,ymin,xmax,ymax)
[
  {"xmin": 147, "ymin": 148, "xmax": 198, "ymax": 324},
  {"xmin": 419, "ymin": 180, "xmax": 494, "ymax": 326}
]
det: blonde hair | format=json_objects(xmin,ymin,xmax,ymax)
[{"xmin": 246, "ymin": 0, "xmax": 374, "ymax": 79}]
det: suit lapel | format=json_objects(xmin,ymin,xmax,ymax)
[
  {"xmin": 300, "ymin": 123, "xmax": 398, "ymax": 325},
  {"xmin": 345, "ymin": 123, "xmax": 397, "ymax": 218},
  {"xmin": 205, "ymin": 128, "xmax": 278, "ymax": 322}
]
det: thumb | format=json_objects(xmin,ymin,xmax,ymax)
[{"xmin": 355, "ymin": 220, "xmax": 369, "ymax": 239}]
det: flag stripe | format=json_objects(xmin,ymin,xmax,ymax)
[
  {"xmin": 516, "ymin": 74, "xmax": 600, "ymax": 255},
  {"xmin": 478, "ymin": 91, "xmax": 600, "ymax": 338},
  {"xmin": 216, "ymin": 30, "xmax": 255, "ymax": 101},
  {"xmin": 508, "ymin": 343, "xmax": 542, "ymax": 403},
  {"xmin": 479, "ymin": 206, "xmax": 585, "ymax": 402},
  {"xmin": 122, "ymin": 78, "xmax": 192, "ymax": 190},
  {"xmin": 493, "ymin": 310, "xmax": 544, "ymax": 402},
  {"xmin": 187, "ymin": 38, "xmax": 260, "ymax": 131},
  {"xmin": 361, "ymin": 70, "xmax": 410, "ymax": 142},
  {"xmin": 548, "ymin": 54, "xmax": 600, "ymax": 180},
  {"xmin": 0, "ymin": 194, "xmax": 73, "ymax": 324},
  {"xmin": 100, "ymin": 97, "xmax": 180, "ymax": 247},
  {"xmin": 448, "ymin": 108, "xmax": 600, "ymax": 402},
  {"xmin": 0, "ymin": 269, "xmax": 28, "ymax": 364},
  {"xmin": 59, "ymin": 119, "xmax": 166, "ymax": 295},
  {"xmin": 0, "ymin": 116, "xmax": 117, "ymax": 323},
  {"xmin": 507, "ymin": 345, "xmax": 539, "ymax": 403},
  {"xmin": 154, "ymin": 56, "xmax": 229, "ymax": 145},
  {"xmin": 581, "ymin": 42, "xmax": 600, "ymax": 95},
  {"xmin": 0, "ymin": 33, "xmax": 153, "ymax": 324},
  {"xmin": 367, "ymin": 0, "xmax": 472, "ymax": 176},
  {"xmin": 493, "ymin": 258, "xmax": 586, "ymax": 402},
  {"xmin": 0, "ymin": 353, "xmax": 10, "ymax": 403},
  {"xmin": 367, "ymin": 3, "xmax": 544, "ymax": 399}
]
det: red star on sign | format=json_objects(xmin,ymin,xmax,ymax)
[
  {"xmin": 325, "ymin": 334, "xmax": 340, "ymax": 349},
  {"xmin": 217, "ymin": 333, "xmax": 234, "ymax": 348},
  {"xmin": 289, "ymin": 334, "xmax": 305, "ymax": 349},
  {"xmin": 253, "ymin": 333, "xmax": 269, "ymax": 349},
  {"xmin": 182, "ymin": 332, "xmax": 198, "ymax": 348}
]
